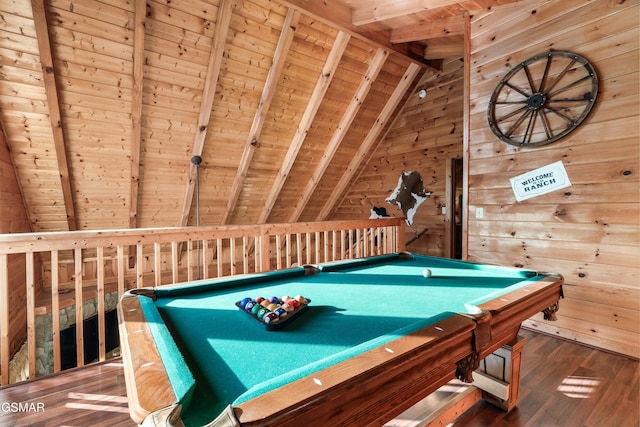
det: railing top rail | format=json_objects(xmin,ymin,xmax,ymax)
[{"xmin": 0, "ymin": 218, "xmax": 404, "ymax": 254}]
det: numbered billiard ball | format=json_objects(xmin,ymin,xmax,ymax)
[
  {"xmin": 288, "ymin": 299, "xmax": 300, "ymax": 309},
  {"xmin": 244, "ymin": 301, "xmax": 256, "ymax": 312},
  {"xmin": 251, "ymin": 304, "xmax": 262, "ymax": 316},
  {"xmin": 274, "ymin": 307, "xmax": 287, "ymax": 317},
  {"xmin": 263, "ymin": 312, "xmax": 278, "ymax": 323},
  {"xmin": 281, "ymin": 302, "xmax": 294, "ymax": 312}
]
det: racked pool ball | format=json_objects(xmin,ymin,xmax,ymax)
[
  {"xmin": 263, "ymin": 312, "xmax": 278, "ymax": 323},
  {"xmin": 251, "ymin": 304, "xmax": 262, "ymax": 316},
  {"xmin": 267, "ymin": 303, "xmax": 279, "ymax": 312},
  {"xmin": 293, "ymin": 295, "xmax": 306, "ymax": 304},
  {"xmin": 274, "ymin": 307, "xmax": 287, "ymax": 317},
  {"xmin": 257, "ymin": 307, "xmax": 269, "ymax": 319},
  {"xmin": 288, "ymin": 299, "xmax": 300, "ymax": 309},
  {"xmin": 255, "ymin": 297, "xmax": 266, "ymax": 304},
  {"xmin": 281, "ymin": 302, "xmax": 295, "ymax": 312},
  {"xmin": 240, "ymin": 297, "xmax": 253, "ymax": 308},
  {"xmin": 244, "ymin": 301, "xmax": 256, "ymax": 312},
  {"xmin": 269, "ymin": 296, "xmax": 280, "ymax": 303}
]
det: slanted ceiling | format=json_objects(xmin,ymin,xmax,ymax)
[{"xmin": 1, "ymin": 0, "xmax": 520, "ymax": 232}]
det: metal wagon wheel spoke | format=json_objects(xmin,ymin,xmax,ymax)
[{"xmin": 487, "ymin": 51, "xmax": 598, "ymax": 147}]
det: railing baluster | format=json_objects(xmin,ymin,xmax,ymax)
[
  {"xmin": 154, "ymin": 243, "xmax": 161, "ymax": 287},
  {"xmin": 216, "ymin": 239, "xmax": 223, "ymax": 278},
  {"xmin": 25, "ymin": 252, "xmax": 35, "ymax": 379},
  {"xmin": 0, "ymin": 219, "xmax": 403, "ymax": 384},
  {"xmin": 230, "ymin": 238, "xmax": 236, "ymax": 276},
  {"xmin": 243, "ymin": 237, "xmax": 249, "ymax": 274},
  {"xmin": 117, "ymin": 245, "xmax": 125, "ymax": 297},
  {"xmin": 0, "ymin": 254, "xmax": 8, "ymax": 385},
  {"xmin": 97, "ymin": 247, "xmax": 105, "ymax": 362},
  {"xmin": 171, "ymin": 242, "xmax": 178, "ymax": 284},
  {"xmin": 136, "ymin": 244, "xmax": 143, "ymax": 288},
  {"xmin": 203, "ymin": 240, "xmax": 210, "ymax": 279},
  {"xmin": 74, "ymin": 248, "xmax": 84, "ymax": 368},
  {"xmin": 51, "ymin": 250, "xmax": 61, "ymax": 373}
]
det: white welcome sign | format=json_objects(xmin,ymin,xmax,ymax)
[{"xmin": 510, "ymin": 161, "xmax": 571, "ymax": 202}]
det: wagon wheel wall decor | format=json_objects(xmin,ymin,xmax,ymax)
[{"xmin": 487, "ymin": 51, "xmax": 598, "ymax": 147}]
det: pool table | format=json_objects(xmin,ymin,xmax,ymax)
[{"xmin": 117, "ymin": 252, "xmax": 563, "ymax": 426}]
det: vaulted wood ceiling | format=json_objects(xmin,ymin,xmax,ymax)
[{"xmin": 1, "ymin": 0, "xmax": 521, "ymax": 232}]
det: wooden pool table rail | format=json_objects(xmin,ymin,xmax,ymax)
[
  {"xmin": 117, "ymin": 295, "xmax": 184, "ymax": 425},
  {"xmin": 117, "ymin": 267, "xmax": 563, "ymax": 426}
]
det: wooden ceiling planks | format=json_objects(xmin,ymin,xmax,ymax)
[
  {"xmin": 178, "ymin": 0, "xmax": 233, "ymax": 228},
  {"xmin": 0, "ymin": 1, "xmax": 70, "ymax": 232},
  {"xmin": 221, "ymin": 8, "xmax": 301, "ymax": 225},
  {"xmin": 1, "ymin": 0, "xmax": 529, "ymax": 232}
]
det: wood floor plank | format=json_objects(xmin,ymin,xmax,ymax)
[{"xmin": 0, "ymin": 329, "xmax": 637, "ymax": 427}]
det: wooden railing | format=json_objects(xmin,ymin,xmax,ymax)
[{"xmin": 0, "ymin": 218, "xmax": 405, "ymax": 385}]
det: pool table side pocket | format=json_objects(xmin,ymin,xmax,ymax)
[{"xmin": 118, "ymin": 294, "xmax": 194, "ymax": 426}]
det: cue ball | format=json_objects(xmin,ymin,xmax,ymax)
[{"xmin": 422, "ymin": 268, "xmax": 432, "ymax": 278}]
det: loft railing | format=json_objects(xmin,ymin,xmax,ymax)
[{"xmin": 0, "ymin": 218, "xmax": 405, "ymax": 386}]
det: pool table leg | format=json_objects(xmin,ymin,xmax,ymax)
[
  {"xmin": 543, "ymin": 301, "xmax": 560, "ymax": 320},
  {"xmin": 472, "ymin": 335, "xmax": 528, "ymax": 412}
]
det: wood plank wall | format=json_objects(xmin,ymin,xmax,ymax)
[
  {"xmin": 338, "ymin": 0, "xmax": 638, "ymax": 358},
  {"xmin": 0, "ymin": 129, "xmax": 32, "ymax": 362},
  {"xmin": 467, "ymin": 0, "xmax": 639, "ymax": 358},
  {"xmin": 334, "ymin": 58, "xmax": 465, "ymax": 257}
]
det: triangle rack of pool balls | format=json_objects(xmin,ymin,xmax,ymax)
[{"xmin": 236, "ymin": 295, "xmax": 311, "ymax": 331}]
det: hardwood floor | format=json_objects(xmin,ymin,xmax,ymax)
[
  {"xmin": 0, "ymin": 361, "xmax": 135, "ymax": 426},
  {"xmin": 451, "ymin": 329, "xmax": 640, "ymax": 427},
  {"xmin": 0, "ymin": 329, "xmax": 637, "ymax": 427}
]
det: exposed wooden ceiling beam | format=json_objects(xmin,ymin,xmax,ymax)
[
  {"xmin": 258, "ymin": 31, "xmax": 351, "ymax": 224},
  {"xmin": 390, "ymin": 15, "xmax": 464, "ymax": 43},
  {"xmin": 221, "ymin": 9, "xmax": 301, "ymax": 225},
  {"xmin": 288, "ymin": 47, "xmax": 389, "ymax": 223},
  {"xmin": 316, "ymin": 62, "xmax": 424, "ymax": 221},
  {"xmin": 31, "ymin": 0, "xmax": 76, "ymax": 231},
  {"xmin": 178, "ymin": 0, "xmax": 233, "ymax": 227},
  {"xmin": 128, "ymin": 0, "xmax": 146, "ymax": 229},
  {"xmin": 273, "ymin": 0, "xmax": 435, "ymax": 68},
  {"xmin": 351, "ymin": 0, "xmax": 463, "ymax": 26}
]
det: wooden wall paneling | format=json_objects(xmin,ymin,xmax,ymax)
[{"xmin": 467, "ymin": 0, "xmax": 639, "ymax": 357}]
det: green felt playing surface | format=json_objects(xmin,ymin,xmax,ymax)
[{"xmin": 149, "ymin": 254, "xmax": 540, "ymax": 425}]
